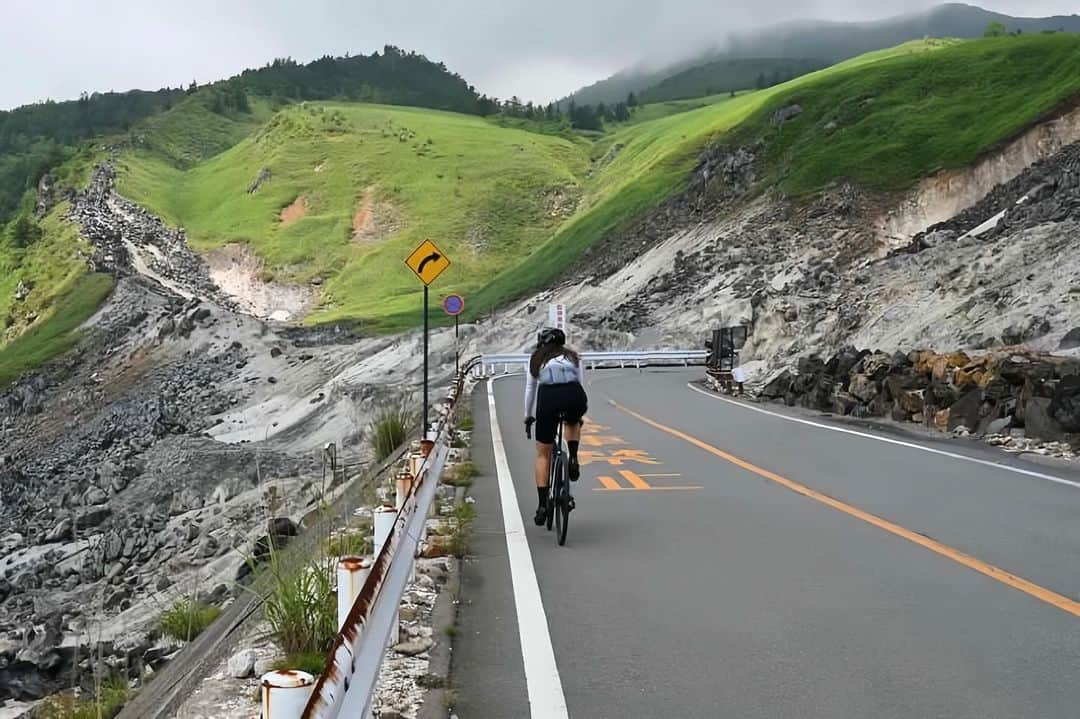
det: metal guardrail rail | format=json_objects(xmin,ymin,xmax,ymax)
[
  {"xmin": 301, "ymin": 359, "xmax": 475, "ymax": 718},
  {"xmin": 475, "ymin": 349, "xmax": 708, "ymax": 376}
]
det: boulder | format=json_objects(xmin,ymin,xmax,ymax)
[
  {"xmin": 759, "ymin": 370, "xmax": 793, "ymax": 399},
  {"xmin": 771, "ymin": 104, "xmax": 803, "ymax": 125},
  {"xmin": 83, "ymin": 487, "xmax": 108, "ymax": 505},
  {"xmin": 392, "ymin": 637, "xmax": 434, "ymax": 657},
  {"xmin": 947, "ymin": 391, "xmax": 984, "ymax": 433},
  {"xmin": 1025, "ymin": 397, "xmax": 1066, "ymax": 442},
  {"xmin": 228, "ymin": 649, "xmax": 257, "ymax": 679},
  {"xmin": 897, "ymin": 389, "xmax": 926, "ymax": 415},
  {"xmin": 43, "ymin": 518, "xmax": 73, "ymax": 544},
  {"xmin": 76, "ymin": 505, "xmax": 112, "ymax": 529},
  {"xmin": 833, "ymin": 392, "xmax": 858, "ymax": 416},
  {"xmin": 1059, "ymin": 328, "xmax": 1080, "ymax": 351},
  {"xmin": 848, "ymin": 374, "xmax": 879, "ymax": 403},
  {"xmin": 1049, "ymin": 375, "xmax": 1080, "ymax": 432}
]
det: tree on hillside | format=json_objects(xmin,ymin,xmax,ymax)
[
  {"xmin": 626, "ymin": 92, "xmax": 638, "ymax": 107},
  {"xmin": 613, "ymin": 102, "xmax": 631, "ymax": 122},
  {"xmin": 755, "ymin": 73, "xmax": 767, "ymax": 90},
  {"xmin": 11, "ymin": 215, "xmax": 42, "ymax": 248},
  {"xmin": 985, "ymin": 21, "xmax": 1008, "ymax": 37}
]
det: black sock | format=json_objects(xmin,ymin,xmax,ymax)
[
  {"xmin": 537, "ymin": 486, "xmax": 547, "ymax": 507},
  {"xmin": 568, "ymin": 440, "xmax": 579, "ymax": 460}
]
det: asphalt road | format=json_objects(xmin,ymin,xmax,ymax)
[{"xmin": 453, "ymin": 369, "xmax": 1080, "ymax": 718}]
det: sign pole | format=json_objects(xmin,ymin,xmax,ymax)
[
  {"xmin": 423, "ymin": 285, "xmax": 429, "ymax": 436},
  {"xmin": 454, "ymin": 314, "xmax": 459, "ymax": 377}
]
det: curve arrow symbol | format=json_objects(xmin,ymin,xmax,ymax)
[{"xmin": 417, "ymin": 252, "xmax": 441, "ymax": 274}]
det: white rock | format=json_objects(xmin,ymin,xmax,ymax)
[{"xmin": 227, "ymin": 649, "xmax": 257, "ymax": 679}]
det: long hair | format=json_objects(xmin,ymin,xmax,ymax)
[{"xmin": 529, "ymin": 343, "xmax": 580, "ymax": 378}]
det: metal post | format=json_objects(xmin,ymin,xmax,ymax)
[
  {"xmin": 455, "ymin": 314, "xmax": 459, "ymax": 378},
  {"xmin": 423, "ymin": 285, "xmax": 429, "ymax": 435}
]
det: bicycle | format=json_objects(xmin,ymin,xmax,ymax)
[{"xmin": 527, "ymin": 412, "xmax": 574, "ymax": 546}]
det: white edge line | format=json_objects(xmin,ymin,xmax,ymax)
[
  {"xmin": 686, "ymin": 382, "xmax": 1080, "ymax": 491},
  {"xmin": 488, "ymin": 377, "xmax": 570, "ymax": 718}
]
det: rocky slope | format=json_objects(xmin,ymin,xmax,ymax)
[
  {"xmin": 0, "ymin": 160, "xmax": 463, "ymax": 710},
  {"xmin": 4, "ymin": 97, "xmax": 1080, "ymax": 714}
]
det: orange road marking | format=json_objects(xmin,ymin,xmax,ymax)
[
  {"xmin": 597, "ymin": 476, "xmax": 623, "ymax": 490},
  {"xmin": 578, "ymin": 449, "xmax": 662, "ymax": 467},
  {"xmin": 581, "ymin": 435, "xmax": 626, "ymax": 447},
  {"xmin": 593, "ymin": 486, "xmax": 704, "ymax": 492},
  {"xmin": 609, "ymin": 399, "xmax": 1080, "ymax": 620},
  {"xmin": 619, "ymin": 470, "xmax": 652, "ymax": 489}
]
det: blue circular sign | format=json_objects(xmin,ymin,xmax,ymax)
[{"xmin": 442, "ymin": 294, "xmax": 465, "ymax": 316}]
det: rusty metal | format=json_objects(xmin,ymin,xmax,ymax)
[
  {"xmin": 261, "ymin": 669, "xmax": 316, "ymax": 718},
  {"xmin": 301, "ymin": 372, "xmax": 466, "ymax": 719}
]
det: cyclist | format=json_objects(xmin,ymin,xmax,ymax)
[{"xmin": 524, "ymin": 327, "xmax": 588, "ymax": 525}]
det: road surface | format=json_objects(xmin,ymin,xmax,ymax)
[{"xmin": 453, "ymin": 369, "xmax": 1080, "ymax": 718}]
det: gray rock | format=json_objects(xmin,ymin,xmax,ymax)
[
  {"xmin": 771, "ymin": 104, "xmax": 803, "ymax": 126},
  {"xmin": 83, "ymin": 487, "xmax": 108, "ymax": 505},
  {"xmin": 155, "ymin": 576, "xmax": 172, "ymax": 592},
  {"xmin": 986, "ymin": 417, "xmax": 1011, "ymax": 435},
  {"xmin": 43, "ymin": 518, "xmax": 73, "ymax": 544},
  {"xmin": 392, "ymin": 637, "xmax": 434, "ymax": 657},
  {"xmin": 1060, "ymin": 328, "xmax": 1080, "ymax": 350},
  {"xmin": 228, "ymin": 649, "xmax": 257, "ymax": 678},
  {"xmin": 76, "ymin": 505, "xmax": 112, "ymax": 529},
  {"xmin": 1025, "ymin": 397, "xmax": 1065, "ymax": 442},
  {"xmin": 104, "ymin": 588, "xmax": 130, "ymax": 610}
]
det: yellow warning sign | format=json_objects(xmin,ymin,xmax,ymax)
[{"xmin": 404, "ymin": 239, "xmax": 451, "ymax": 286}]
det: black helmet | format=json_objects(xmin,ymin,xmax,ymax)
[{"xmin": 537, "ymin": 327, "xmax": 566, "ymax": 347}]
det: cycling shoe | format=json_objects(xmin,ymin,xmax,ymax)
[
  {"xmin": 534, "ymin": 506, "xmax": 546, "ymax": 526},
  {"xmin": 568, "ymin": 457, "xmax": 580, "ymax": 481}
]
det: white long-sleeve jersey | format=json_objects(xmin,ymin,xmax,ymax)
[{"xmin": 524, "ymin": 354, "xmax": 586, "ymax": 420}]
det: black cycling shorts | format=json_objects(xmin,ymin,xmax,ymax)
[{"xmin": 535, "ymin": 382, "xmax": 588, "ymax": 445}]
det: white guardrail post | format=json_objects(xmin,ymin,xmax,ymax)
[{"xmin": 301, "ymin": 431, "xmax": 450, "ymax": 718}]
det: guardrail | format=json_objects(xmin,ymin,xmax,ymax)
[
  {"xmin": 474, "ymin": 349, "xmax": 708, "ymax": 376},
  {"xmin": 299, "ymin": 359, "xmax": 476, "ymax": 719}
]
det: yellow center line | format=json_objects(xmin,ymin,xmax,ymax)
[{"xmin": 608, "ymin": 399, "xmax": 1080, "ymax": 620}]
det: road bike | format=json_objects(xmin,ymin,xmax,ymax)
[{"xmin": 545, "ymin": 412, "xmax": 574, "ymax": 546}]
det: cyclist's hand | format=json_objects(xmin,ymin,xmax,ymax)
[{"xmin": 524, "ymin": 417, "xmax": 535, "ymax": 439}]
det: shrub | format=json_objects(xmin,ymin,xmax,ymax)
[
  {"xmin": 273, "ymin": 651, "xmax": 327, "ymax": 677},
  {"xmin": 369, "ymin": 399, "xmax": 415, "ymax": 461},
  {"xmin": 264, "ymin": 553, "xmax": 337, "ymax": 656},
  {"xmin": 159, "ymin": 596, "xmax": 221, "ymax": 642},
  {"xmin": 35, "ymin": 675, "xmax": 131, "ymax": 719}
]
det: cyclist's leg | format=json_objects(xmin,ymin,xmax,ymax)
[
  {"xmin": 533, "ymin": 393, "xmax": 558, "ymax": 524},
  {"xmin": 533, "ymin": 440, "xmax": 552, "ymax": 525}
]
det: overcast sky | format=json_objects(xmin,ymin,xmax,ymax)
[{"xmin": 2, "ymin": 0, "xmax": 1078, "ymax": 110}]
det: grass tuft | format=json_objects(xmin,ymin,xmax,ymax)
[
  {"xmin": 158, "ymin": 596, "xmax": 221, "ymax": 643},
  {"xmin": 34, "ymin": 676, "xmax": 132, "ymax": 719},
  {"xmin": 369, "ymin": 398, "xmax": 416, "ymax": 461},
  {"xmin": 263, "ymin": 552, "xmax": 338, "ymax": 656}
]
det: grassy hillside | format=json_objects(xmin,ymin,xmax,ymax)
[
  {"xmin": 119, "ymin": 103, "xmax": 588, "ymax": 330},
  {"xmin": 478, "ymin": 34, "xmax": 1080, "ymax": 305},
  {"xmin": 569, "ymin": 3, "xmax": 1080, "ymax": 106},
  {"xmin": 112, "ymin": 34, "xmax": 1080, "ymax": 333},
  {"xmin": 639, "ymin": 58, "xmax": 827, "ymax": 104},
  {"xmin": 2, "ymin": 31, "xmax": 1075, "ymax": 379},
  {"xmin": 0, "ymin": 200, "xmax": 114, "ymax": 387}
]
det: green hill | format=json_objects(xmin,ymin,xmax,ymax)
[
  {"xmin": 569, "ymin": 3, "xmax": 1080, "ymax": 106},
  {"xmin": 118, "ymin": 102, "xmax": 588, "ymax": 330},
  {"xmin": 4, "ymin": 33, "xmax": 1080, "ymax": 382}
]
